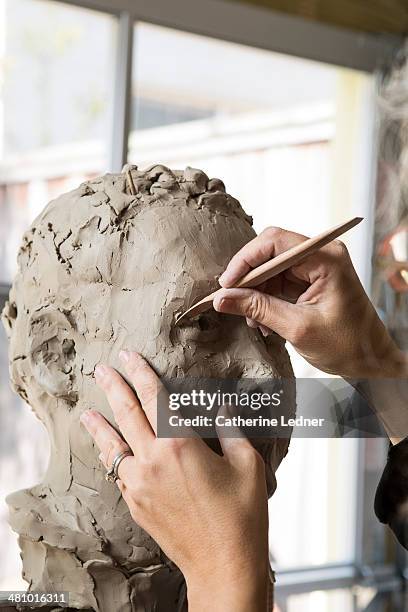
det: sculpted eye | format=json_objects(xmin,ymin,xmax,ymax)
[{"xmin": 172, "ymin": 311, "xmax": 221, "ymax": 344}]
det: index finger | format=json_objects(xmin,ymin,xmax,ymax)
[
  {"xmin": 219, "ymin": 227, "xmax": 308, "ymax": 288},
  {"xmin": 94, "ymin": 364, "xmax": 155, "ymax": 451},
  {"xmin": 118, "ymin": 351, "xmax": 162, "ymax": 434},
  {"xmin": 119, "ymin": 351, "xmax": 198, "ymax": 440}
]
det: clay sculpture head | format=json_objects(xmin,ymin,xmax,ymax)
[{"xmin": 2, "ymin": 164, "xmax": 293, "ymax": 611}]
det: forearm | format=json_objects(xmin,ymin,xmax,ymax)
[{"xmin": 349, "ymin": 348, "xmax": 408, "ymax": 445}]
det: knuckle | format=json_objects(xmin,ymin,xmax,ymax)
[
  {"xmin": 331, "ymin": 239, "xmax": 349, "ymax": 260},
  {"xmin": 115, "ymin": 396, "xmax": 140, "ymax": 423},
  {"xmin": 105, "ymin": 438, "xmax": 129, "ymax": 467},
  {"xmin": 261, "ymin": 226, "xmax": 281, "ymax": 239},
  {"xmin": 241, "ymin": 446, "xmax": 264, "ymax": 472},
  {"xmin": 163, "ymin": 436, "xmax": 189, "ymax": 454},
  {"xmin": 289, "ymin": 323, "xmax": 307, "ymax": 345},
  {"xmin": 138, "ymin": 454, "xmax": 160, "ymax": 478},
  {"xmin": 138, "ymin": 379, "xmax": 158, "ymax": 406},
  {"xmin": 246, "ymin": 293, "xmax": 265, "ymax": 322}
]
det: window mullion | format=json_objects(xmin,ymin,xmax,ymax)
[{"xmin": 109, "ymin": 11, "xmax": 133, "ymax": 172}]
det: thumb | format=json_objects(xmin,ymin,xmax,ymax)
[
  {"xmin": 216, "ymin": 404, "xmax": 255, "ymax": 461},
  {"xmin": 213, "ymin": 287, "xmax": 296, "ymax": 340}
]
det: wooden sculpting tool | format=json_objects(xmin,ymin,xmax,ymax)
[{"xmin": 176, "ymin": 216, "xmax": 363, "ymax": 324}]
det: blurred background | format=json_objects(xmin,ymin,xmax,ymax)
[{"xmin": 0, "ymin": 0, "xmax": 407, "ymax": 610}]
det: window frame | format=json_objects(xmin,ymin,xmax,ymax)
[
  {"xmin": 1, "ymin": 0, "xmax": 406, "ymax": 608},
  {"xmin": 51, "ymin": 0, "xmax": 402, "ymax": 175}
]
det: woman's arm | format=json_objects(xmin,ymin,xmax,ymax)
[
  {"xmin": 214, "ymin": 226, "xmax": 408, "ymax": 442},
  {"xmin": 214, "ymin": 225, "xmax": 408, "ymax": 549}
]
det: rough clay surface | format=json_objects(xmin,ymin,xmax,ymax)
[{"xmin": 2, "ymin": 164, "xmax": 294, "ymax": 611}]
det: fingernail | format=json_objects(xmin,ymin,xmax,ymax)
[
  {"xmin": 213, "ymin": 289, "xmax": 227, "ymax": 311},
  {"xmin": 219, "ymin": 271, "xmax": 233, "ymax": 287},
  {"xmin": 95, "ymin": 364, "xmax": 108, "ymax": 380},
  {"xmin": 119, "ymin": 350, "xmax": 131, "ymax": 363},
  {"xmin": 214, "ymin": 297, "xmax": 226, "ymax": 311},
  {"xmin": 214, "ymin": 297, "xmax": 237, "ymax": 314}
]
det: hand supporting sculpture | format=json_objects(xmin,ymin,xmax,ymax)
[{"xmin": 81, "ymin": 352, "xmax": 270, "ymax": 612}]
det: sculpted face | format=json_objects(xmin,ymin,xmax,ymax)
[{"xmin": 2, "ymin": 165, "xmax": 293, "ymax": 611}]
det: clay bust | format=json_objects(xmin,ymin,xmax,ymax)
[{"xmin": 2, "ymin": 164, "xmax": 294, "ymax": 611}]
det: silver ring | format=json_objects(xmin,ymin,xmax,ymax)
[{"xmin": 105, "ymin": 450, "xmax": 133, "ymax": 483}]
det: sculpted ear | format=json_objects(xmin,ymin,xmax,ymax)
[
  {"xmin": 1, "ymin": 299, "xmax": 18, "ymax": 338},
  {"xmin": 28, "ymin": 307, "xmax": 79, "ymax": 404}
]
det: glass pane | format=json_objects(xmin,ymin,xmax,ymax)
[
  {"xmin": 269, "ymin": 438, "xmax": 358, "ymax": 569},
  {"xmin": 130, "ymin": 23, "xmax": 374, "ymax": 569},
  {"xmin": 129, "ymin": 25, "xmax": 337, "ymax": 251},
  {"xmin": 286, "ymin": 588, "xmax": 353, "ymax": 612},
  {"xmin": 0, "ymin": 0, "xmax": 116, "ymax": 282},
  {"xmin": 0, "ymin": 0, "xmax": 116, "ymax": 590},
  {"xmin": 129, "ymin": 23, "xmax": 372, "ymax": 265},
  {"xmin": 0, "ymin": 320, "xmax": 49, "ymax": 591},
  {"xmin": 284, "ymin": 588, "xmax": 403, "ymax": 612}
]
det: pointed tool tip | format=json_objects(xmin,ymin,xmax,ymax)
[{"xmin": 174, "ymin": 312, "xmax": 186, "ymax": 326}]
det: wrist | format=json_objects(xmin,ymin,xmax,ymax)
[
  {"xmin": 370, "ymin": 346, "xmax": 408, "ymax": 379},
  {"xmin": 347, "ymin": 341, "xmax": 408, "ymax": 380},
  {"xmin": 185, "ymin": 555, "xmax": 269, "ymax": 612},
  {"xmin": 349, "ymin": 361, "xmax": 408, "ymax": 444}
]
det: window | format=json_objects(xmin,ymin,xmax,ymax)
[{"xmin": 0, "ymin": 0, "xmax": 402, "ymax": 606}]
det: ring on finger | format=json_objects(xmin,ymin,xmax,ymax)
[{"xmin": 105, "ymin": 449, "xmax": 133, "ymax": 483}]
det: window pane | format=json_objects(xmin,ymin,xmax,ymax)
[
  {"xmin": 0, "ymin": 0, "xmax": 116, "ymax": 282},
  {"xmin": 0, "ymin": 321, "xmax": 49, "ymax": 590},
  {"xmin": 269, "ymin": 438, "xmax": 358, "ymax": 569},
  {"xmin": 128, "ymin": 24, "xmax": 373, "ymax": 281},
  {"xmin": 286, "ymin": 589, "xmax": 353, "ymax": 612},
  {"xmin": 285, "ymin": 588, "xmax": 402, "ymax": 612}
]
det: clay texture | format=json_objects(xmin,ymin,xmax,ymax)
[{"xmin": 2, "ymin": 164, "xmax": 294, "ymax": 611}]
